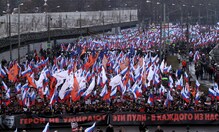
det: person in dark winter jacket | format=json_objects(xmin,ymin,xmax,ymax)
[
  {"xmin": 105, "ymin": 124, "xmax": 114, "ymax": 132},
  {"xmin": 139, "ymin": 122, "xmax": 148, "ymax": 132},
  {"xmin": 155, "ymin": 126, "xmax": 164, "ymax": 132},
  {"xmin": 96, "ymin": 127, "xmax": 103, "ymax": 132}
]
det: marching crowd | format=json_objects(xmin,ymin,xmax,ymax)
[{"xmin": 0, "ymin": 25, "xmax": 219, "ymax": 116}]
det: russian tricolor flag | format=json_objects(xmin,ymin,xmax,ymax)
[
  {"xmin": 209, "ymin": 88, "xmax": 216, "ymax": 97},
  {"xmin": 97, "ymin": 74, "xmax": 101, "ymax": 86},
  {"xmin": 100, "ymin": 85, "xmax": 108, "ymax": 97},
  {"xmin": 193, "ymin": 51, "xmax": 200, "ymax": 63},
  {"xmin": 184, "ymin": 72, "xmax": 189, "ymax": 82},
  {"xmin": 15, "ymin": 83, "xmax": 22, "ymax": 93},
  {"xmin": 43, "ymin": 87, "xmax": 50, "ymax": 97},
  {"xmin": 154, "ymin": 75, "xmax": 160, "ymax": 86},
  {"xmin": 120, "ymin": 67, "xmax": 128, "ymax": 76},
  {"xmin": 85, "ymin": 122, "xmax": 96, "ymax": 132},
  {"xmin": 130, "ymin": 72, "xmax": 135, "ymax": 82},
  {"xmin": 195, "ymin": 80, "xmax": 200, "ymax": 90},
  {"xmin": 62, "ymin": 89, "xmax": 71, "ymax": 100},
  {"xmin": 82, "ymin": 77, "xmax": 95, "ymax": 98},
  {"xmin": 168, "ymin": 75, "xmax": 174, "ymax": 89},
  {"xmin": 214, "ymin": 83, "xmax": 219, "ymax": 92},
  {"xmin": 163, "ymin": 67, "xmax": 168, "ymax": 74},
  {"xmin": 101, "ymin": 66, "xmax": 108, "ymax": 87},
  {"xmin": 22, "ymin": 90, "xmax": 27, "ymax": 104},
  {"xmin": 0, "ymin": 66, "xmax": 6, "ymax": 78},
  {"xmin": 86, "ymin": 71, "xmax": 92, "ymax": 82},
  {"xmin": 60, "ymin": 57, "xmax": 66, "ymax": 69},
  {"xmin": 110, "ymin": 87, "xmax": 117, "ymax": 97},
  {"xmin": 216, "ymin": 91, "xmax": 219, "ymax": 100},
  {"xmin": 44, "ymin": 69, "xmax": 51, "ymax": 77},
  {"xmin": 21, "ymin": 66, "xmax": 32, "ymax": 77},
  {"xmin": 133, "ymin": 83, "xmax": 142, "ymax": 99},
  {"xmin": 42, "ymin": 122, "xmax": 49, "ymax": 132},
  {"xmin": 167, "ymin": 90, "xmax": 173, "ymax": 101},
  {"xmin": 147, "ymin": 94, "xmax": 154, "ymax": 106},
  {"xmin": 164, "ymin": 99, "xmax": 170, "ymax": 107},
  {"xmin": 43, "ymin": 77, "xmax": 49, "ymax": 88},
  {"xmin": 176, "ymin": 77, "xmax": 183, "ymax": 90},
  {"xmin": 181, "ymin": 91, "xmax": 190, "ymax": 103},
  {"xmin": 49, "ymin": 90, "xmax": 58, "ymax": 105},
  {"xmin": 195, "ymin": 91, "xmax": 200, "ymax": 104},
  {"xmin": 5, "ymin": 88, "xmax": 10, "ymax": 99},
  {"xmin": 30, "ymin": 91, "xmax": 36, "ymax": 101},
  {"xmin": 22, "ymin": 83, "xmax": 29, "ymax": 91},
  {"xmin": 134, "ymin": 73, "xmax": 141, "ymax": 82},
  {"xmin": 2, "ymin": 81, "xmax": 8, "ymax": 90},
  {"xmin": 159, "ymin": 85, "xmax": 166, "ymax": 96}
]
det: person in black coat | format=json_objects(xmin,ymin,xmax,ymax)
[
  {"xmin": 96, "ymin": 127, "xmax": 103, "ymax": 132},
  {"xmin": 139, "ymin": 122, "xmax": 148, "ymax": 132},
  {"xmin": 105, "ymin": 124, "xmax": 114, "ymax": 132},
  {"xmin": 155, "ymin": 126, "xmax": 164, "ymax": 132}
]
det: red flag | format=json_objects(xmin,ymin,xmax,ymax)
[
  {"xmin": 4, "ymin": 99, "xmax": 11, "ymax": 106},
  {"xmin": 49, "ymin": 76, "xmax": 57, "ymax": 99}
]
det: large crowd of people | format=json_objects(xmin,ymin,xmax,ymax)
[{"xmin": 0, "ymin": 25, "xmax": 219, "ymax": 116}]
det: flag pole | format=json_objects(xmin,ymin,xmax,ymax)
[{"xmin": 215, "ymin": 96, "xmax": 217, "ymax": 111}]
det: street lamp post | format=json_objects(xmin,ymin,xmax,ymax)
[
  {"xmin": 207, "ymin": 8, "xmax": 217, "ymax": 25},
  {"xmin": 180, "ymin": 6, "xmax": 183, "ymax": 42},
  {"xmin": 6, "ymin": 1, "xmax": 12, "ymax": 61},
  {"xmin": 102, "ymin": 12, "xmax": 105, "ymax": 37},
  {"xmin": 159, "ymin": 1, "xmax": 166, "ymax": 59},
  {"xmin": 163, "ymin": 3, "xmax": 166, "ymax": 56},
  {"xmin": 44, "ymin": 0, "xmax": 51, "ymax": 49},
  {"xmin": 18, "ymin": 2, "xmax": 21, "ymax": 64},
  {"xmin": 198, "ymin": 4, "xmax": 202, "ymax": 24}
]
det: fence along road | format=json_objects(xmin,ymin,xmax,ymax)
[
  {"xmin": 0, "ymin": 10, "xmax": 138, "ymax": 61},
  {"xmin": 0, "ymin": 10, "xmax": 137, "ymax": 39}
]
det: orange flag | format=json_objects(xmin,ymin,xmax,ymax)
[
  {"xmin": 71, "ymin": 76, "xmax": 80, "ymax": 102},
  {"xmin": 73, "ymin": 61, "xmax": 77, "ymax": 72},
  {"xmin": 8, "ymin": 63, "xmax": 19, "ymax": 82},
  {"xmin": 142, "ymin": 71, "xmax": 147, "ymax": 84},
  {"xmin": 80, "ymin": 47, "xmax": 86, "ymax": 57},
  {"xmin": 123, "ymin": 71, "xmax": 130, "ymax": 86},
  {"xmin": 84, "ymin": 52, "xmax": 99, "ymax": 70},
  {"xmin": 26, "ymin": 74, "xmax": 37, "ymax": 88}
]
